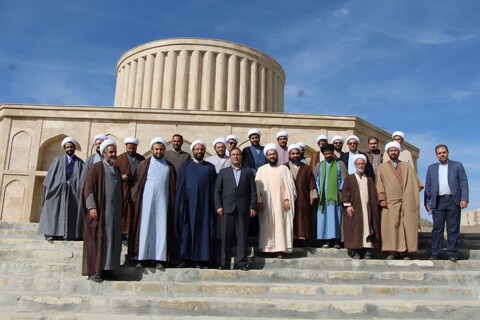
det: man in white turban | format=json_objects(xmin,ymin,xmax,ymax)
[
  {"xmin": 225, "ymin": 135, "xmax": 239, "ymax": 156},
  {"xmin": 383, "ymin": 131, "xmax": 414, "ymax": 168},
  {"xmin": 38, "ymin": 137, "xmax": 85, "ymax": 241},
  {"xmin": 331, "ymin": 135, "xmax": 345, "ymax": 160},
  {"xmin": 242, "ymin": 129, "xmax": 266, "ymax": 175},
  {"xmin": 116, "ymin": 137, "xmax": 145, "ymax": 239},
  {"xmin": 206, "ymin": 138, "xmax": 231, "ymax": 173},
  {"xmin": 174, "ymin": 140, "xmax": 217, "ymax": 268},
  {"xmin": 255, "ymin": 143, "xmax": 297, "ymax": 258},
  {"xmin": 276, "ymin": 131, "xmax": 289, "ymax": 165},
  {"xmin": 339, "ymin": 135, "xmax": 375, "ymax": 178},
  {"xmin": 128, "ymin": 137, "xmax": 176, "ymax": 269},
  {"xmin": 376, "ymin": 141, "xmax": 423, "ymax": 260},
  {"xmin": 84, "ymin": 134, "xmax": 108, "ymax": 170},
  {"xmin": 310, "ymin": 135, "xmax": 328, "ymax": 170},
  {"xmin": 341, "ymin": 154, "xmax": 381, "ymax": 259},
  {"xmin": 82, "ymin": 139, "xmax": 122, "ymax": 282}
]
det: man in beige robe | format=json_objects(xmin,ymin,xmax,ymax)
[
  {"xmin": 382, "ymin": 131, "xmax": 414, "ymax": 169},
  {"xmin": 255, "ymin": 143, "xmax": 297, "ymax": 258},
  {"xmin": 376, "ymin": 141, "xmax": 423, "ymax": 260}
]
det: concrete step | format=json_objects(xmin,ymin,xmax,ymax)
[
  {"xmin": 1, "ymin": 294, "xmax": 479, "ymax": 319},
  {"xmin": 0, "ymin": 276, "xmax": 477, "ymax": 301}
]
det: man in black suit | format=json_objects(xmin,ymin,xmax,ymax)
[{"xmin": 215, "ymin": 148, "xmax": 257, "ymax": 270}]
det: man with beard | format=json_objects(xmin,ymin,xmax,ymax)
[
  {"xmin": 128, "ymin": 137, "xmax": 176, "ymax": 269},
  {"xmin": 314, "ymin": 143, "xmax": 347, "ymax": 249},
  {"xmin": 84, "ymin": 134, "xmax": 108, "ymax": 170},
  {"xmin": 309, "ymin": 135, "xmax": 328, "ymax": 169},
  {"xmin": 215, "ymin": 148, "xmax": 257, "ymax": 270},
  {"xmin": 377, "ymin": 141, "xmax": 423, "ymax": 260},
  {"xmin": 174, "ymin": 140, "xmax": 217, "ymax": 268},
  {"xmin": 38, "ymin": 137, "xmax": 85, "ymax": 240},
  {"xmin": 82, "ymin": 140, "xmax": 123, "ymax": 282},
  {"xmin": 341, "ymin": 154, "xmax": 381, "ymax": 259},
  {"xmin": 331, "ymin": 135, "xmax": 345, "ymax": 160},
  {"xmin": 276, "ymin": 131, "xmax": 289, "ymax": 165},
  {"xmin": 241, "ymin": 128, "xmax": 266, "ymax": 174},
  {"xmin": 164, "ymin": 134, "xmax": 191, "ymax": 174},
  {"xmin": 285, "ymin": 144, "xmax": 317, "ymax": 245},
  {"xmin": 206, "ymin": 138, "xmax": 231, "ymax": 173},
  {"xmin": 340, "ymin": 135, "xmax": 375, "ymax": 178},
  {"xmin": 255, "ymin": 143, "xmax": 296, "ymax": 258},
  {"xmin": 383, "ymin": 131, "xmax": 414, "ymax": 168},
  {"xmin": 225, "ymin": 134, "xmax": 239, "ymax": 157},
  {"xmin": 365, "ymin": 137, "xmax": 383, "ymax": 178},
  {"xmin": 116, "ymin": 137, "xmax": 145, "ymax": 240}
]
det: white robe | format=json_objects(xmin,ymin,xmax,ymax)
[{"xmin": 138, "ymin": 158, "xmax": 170, "ymax": 261}]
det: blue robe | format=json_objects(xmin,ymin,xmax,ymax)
[
  {"xmin": 316, "ymin": 161, "xmax": 343, "ymax": 240},
  {"xmin": 174, "ymin": 160, "xmax": 217, "ymax": 263}
]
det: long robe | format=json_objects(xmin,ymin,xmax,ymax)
[
  {"xmin": 174, "ymin": 160, "xmax": 217, "ymax": 263},
  {"xmin": 116, "ymin": 152, "xmax": 145, "ymax": 235},
  {"xmin": 255, "ymin": 164, "xmax": 297, "ymax": 253},
  {"xmin": 341, "ymin": 173, "xmax": 381, "ymax": 250},
  {"xmin": 38, "ymin": 154, "xmax": 85, "ymax": 239},
  {"xmin": 285, "ymin": 162, "xmax": 317, "ymax": 240},
  {"xmin": 315, "ymin": 161, "xmax": 345, "ymax": 240},
  {"xmin": 128, "ymin": 158, "xmax": 176, "ymax": 262},
  {"xmin": 82, "ymin": 162, "xmax": 123, "ymax": 276},
  {"xmin": 376, "ymin": 161, "xmax": 423, "ymax": 252}
]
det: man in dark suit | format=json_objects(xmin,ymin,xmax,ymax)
[
  {"xmin": 215, "ymin": 147, "xmax": 257, "ymax": 270},
  {"xmin": 425, "ymin": 144, "xmax": 469, "ymax": 262},
  {"xmin": 339, "ymin": 135, "xmax": 375, "ymax": 179}
]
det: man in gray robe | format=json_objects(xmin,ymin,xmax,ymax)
[
  {"xmin": 82, "ymin": 139, "xmax": 123, "ymax": 282},
  {"xmin": 38, "ymin": 137, "xmax": 85, "ymax": 240},
  {"xmin": 84, "ymin": 133, "xmax": 108, "ymax": 170},
  {"xmin": 206, "ymin": 137, "xmax": 231, "ymax": 173}
]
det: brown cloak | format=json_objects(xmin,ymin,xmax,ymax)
[
  {"xmin": 341, "ymin": 174, "xmax": 381, "ymax": 250},
  {"xmin": 127, "ymin": 158, "xmax": 176, "ymax": 260},
  {"xmin": 116, "ymin": 152, "xmax": 145, "ymax": 235}
]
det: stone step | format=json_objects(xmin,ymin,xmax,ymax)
[
  {"xmin": 1, "ymin": 294, "xmax": 478, "ymax": 319},
  {"xmin": 0, "ymin": 276, "xmax": 477, "ymax": 301}
]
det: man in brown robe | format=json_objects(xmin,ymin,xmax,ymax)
[
  {"xmin": 116, "ymin": 137, "xmax": 145, "ymax": 239},
  {"xmin": 284, "ymin": 144, "xmax": 317, "ymax": 245},
  {"xmin": 128, "ymin": 137, "xmax": 176, "ymax": 269},
  {"xmin": 376, "ymin": 141, "xmax": 423, "ymax": 260},
  {"xmin": 341, "ymin": 154, "xmax": 381, "ymax": 259},
  {"xmin": 82, "ymin": 140, "xmax": 123, "ymax": 282}
]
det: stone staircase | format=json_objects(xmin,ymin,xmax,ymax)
[{"xmin": 0, "ymin": 221, "xmax": 479, "ymax": 319}]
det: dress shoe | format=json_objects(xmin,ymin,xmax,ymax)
[
  {"xmin": 333, "ymin": 243, "xmax": 341, "ymax": 249},
  {"xmin": 352, "ymin": 252, "xmax": 361, "ymax": 259},
  {"xmin": 45, "ymin": 235, "xmax": 54, "ymax": 241},
  {"xmin": 429, "ymin": 255, "xmax": 440, "ymax": 260},
  {"xmin": 239, "ymin": 265, "xmax": 249, "ymax": 271},
  {"xmin": 88, "ymin": 275, "xmax": 103, "ymax": 283},
  {"xmin": 218, "ymin": 266, "xmax": 230, "ymax": 270},
  {"xmin": 321, "ymin": 244, "xmax": 330, "ymax": 249},
  {"xmin": 364, "ymin": 251, "xmax": 372, "ymax": 259},
  {"xmin": 449, "ymin": 257, "xmax": 458, "ymax": 263},
  {"xmin": 156, "ymin": 262, "xmax": 166, "ymax": 270},
  {"xmin": 135, "ymin": 262, "xmax": 143, "ymax": 268},
  {"xmin": 386, "ymin": 254, "xmax": 396, "ymax": 260},
  {"xmin": 276, "ymin": 253, "xmax": 284, "ymax": 259}
]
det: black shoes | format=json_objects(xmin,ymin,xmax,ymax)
[
  {"xmin": 429, "ymin": 255, "xmax": 440, "ymax": 260},
  {"xmin": 449, "ymin": 257, "xmax": 458, "ymax": 263},
  {"xmin": 88, "ymin": 275, "xmax": 103, "ymax": 283}
]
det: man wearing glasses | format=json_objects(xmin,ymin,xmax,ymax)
[{"xmin": 340, "ymin": 135, "xmax": 375, "ymax": 179}]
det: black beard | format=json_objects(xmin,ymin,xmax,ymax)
[
  {"xmin": 66, "ymin": 150, "xmax": 75, "ymax": 157},
  {"xmin": 268, "ymin": 160, "xmax": 278, "ymax": 166},
  {"xmin": 194, "ymin": 155, "xmax": 204, "ymax": 161},
  {"xmin": 290, "ymin": 159, "xmax": 302, "ymax": 166},
  {"xmin": 153, "ymin": 155, "xmax": 163, "ymax": 160}
]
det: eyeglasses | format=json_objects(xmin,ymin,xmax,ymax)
[
  {"xmin": 348, "ymin": 142, "xmax": 358, "ymax": 145},
  {"xmin": 333, "ymin": 142, "xmax": 343, "ymax": 145},
  {"xmin": 228, "ymin": 141, "xmax": 236, "ymax": 145}
]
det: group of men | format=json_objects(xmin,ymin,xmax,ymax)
[{"xmin": 37, "ymin": 128, "xmax": 469, "ymax": 282}]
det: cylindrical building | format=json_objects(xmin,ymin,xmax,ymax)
[{"xmin": 114, "ymin": 38, "xmax": 285, "ymax": 112}]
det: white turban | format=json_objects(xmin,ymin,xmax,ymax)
[
  {"xmin": 276, "ymin": 131, "xmax": 289, "ymax": 139},
  {"xmin": 392, "ymin": 131, "xmax": 405, "ymax": 139},
  {"xmin": 296, "ymin": 142, "xmax": 306, "ymax": 149},
  {"xmin": 263, "ymin": 143, "xmax": 278, "ymax": 156},
  {"xmin": 124, "ymin": 137, "xmax": 139, "ymax": 145},
  {"xmin": 248, "ymin": 128, "xmax": 261, "ymax": 137},
  {"xmin": 92, "ymin": 134, "xmax": 108, "ymax": 145},
  {"xmin": 225, "ymin": 135, "xmax": 238, "ymax": 143},
  {"xmin": 316, "ymin": 135, "xmax": 328, "ymax": 144},
  {"xmin": 149, "ymin": 137, "xmax": 167, "ymax": 149},
  {"xmin": 190, "ymin": 139, "xmax": 206, "ymax": 151},
  {"xmin": 287, "ymin": 144, "xmax": 300, "ymax": 153},
  {"xmin": 99, "ymin": 139, "xmax": 117, "ymax": 154},
  {"xmin": 353, "ymin": 154, "xmax": 367, "ymax": 163},
  {"xmin": 331, "ymin": 135, "xmax": 344, "ymax": 143},
  {"xmin": 346, "ymin": 135, "xmax": 360, "ymax": 144},
  {"xmin": 61, "ymin": 137, "xmax": 77, "ymax": 148},
  {"xmin": 212, "ymin": 137, "xmax": 227, "ymax": 149},
  {"xmin": 385, "ymin": 141, "xmax": 401, "ymax": 152}
]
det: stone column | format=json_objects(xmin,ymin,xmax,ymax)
[
  {"xmin": 239, "ymin": 58, "xmax": 249, "ymax": 112},
  {"xmin": 214, "ymin": 53, "xmax": 227, "ymax": 111},
  {"xmin": 142, "ymin": 54, "xmax": 155, "ymax": 108},
  {"xmin": 133, "ymin": 57, "xmax": 145, "ymax": 108},
  {"xmin": 126, "ymin": 60, "xmax": 137, "ymax": 108},
  {"xmin": 201, "ymin": 51, "xmax": 215, "ymax": 110},
  {"xmin": 151, "ymin": 52, "xmax": 165, "ymax": 109},
  {"xmin": 163, "ymin": 51, "xmax": 177, "ymax": 110},
  {"xmin": 226, "ymin": 55, "xmax": 238, "ymax": 112},
  {"xmin": 174, "ymin": 50, "xmax": 189, "ymax": 110},
  {"xmin": 187, "ymin": 50, "xmax": 201, "ymax": 110}
]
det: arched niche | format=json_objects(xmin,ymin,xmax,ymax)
[
  {"xmin": 1, "ymin": 180, "xmax": 25, "ymax": 221},
  {"xmin": 9, "ymin": 131, "xmax": 32, "ymax": 171},
  {"xmin": 37, "ymin": 135, "xmax": 83, "ymax": 171}
]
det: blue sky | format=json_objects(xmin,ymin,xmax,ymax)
[{"xmin": 1, "ymin": 0, "xmax": 478, "ymax": 215}]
